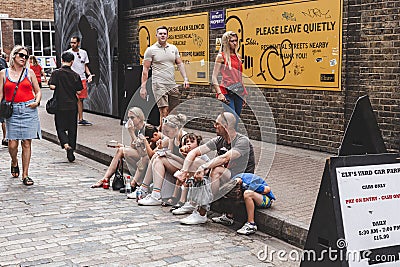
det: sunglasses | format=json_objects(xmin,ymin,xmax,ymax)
[
  {"xmin": 214, "ymin": 113, "xmax": 228, "ymax": 127},
  {"xmin": 76, "ymin": 52, "xmax": 85, "ymax": 63},
  {"xmin": 16, "ymin": 52, "xmax": 29, "ymax": 60},
  {"xmin": 162, "ymin": 118, "xmax": 178, "ymax": 128}
]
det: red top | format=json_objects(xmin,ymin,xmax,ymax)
[
  {"xmin": 219, "ymin": 52, "xmax": 247, "ymax": 96},
  {"xmin": 30, "ymin": 64, "xmax": 42, "ymax": 82},
  {"xmin": 3, "ymin": 68, "xmax": 34, "ymax": 102}
]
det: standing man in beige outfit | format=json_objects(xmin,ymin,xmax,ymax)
[{"xmin": 140, "ymin": 25, "xmax": 189, "ymax": 128}]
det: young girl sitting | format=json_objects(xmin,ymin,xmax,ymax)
[{"xmin": 167, "ymin": 133, "xmax": 210, "ymax": 210}]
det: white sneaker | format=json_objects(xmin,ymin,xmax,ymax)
[
  {"xmin": 237, "ymin": 222, "xmax": 257, "ymax": 235},
  {"xmin": 180, "ymin": 210, "xmax": 207, "ymax": 225},
  {"xmin": 127, "ymin": 191, "xmax": 136, "ymax": 199},
  {"xmin": 138, "ymin": 194, "xmax": 162, "ymax": 206},
  {"xmin": 136, "ymin": 189, "xmax": 148, "ymax": 202},
  {"xmin": 211, "ymin": 213, "xmax": 234, "ymax": 226},
  {"xmin": 172, "ymin": 202, "xmax": 196, "ymax": 215}
]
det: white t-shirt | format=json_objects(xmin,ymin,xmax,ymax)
[{"xmin": 68, "ymin": 48, "xmax": 89, "ymax": 80}]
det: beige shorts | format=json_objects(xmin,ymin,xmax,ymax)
[{"xmin": 152, "ymin": 82, "xmax": 180, "ymax": 110}]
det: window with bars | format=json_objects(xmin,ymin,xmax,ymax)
[{"xmin": 13, "ymin": 20, "xmax": 55, "ymax": 57}]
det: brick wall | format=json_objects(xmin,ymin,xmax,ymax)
[
  {"xmin": 0, "ymin": 0, "xmax": 54, "ymax": 20},
  {"xmin": 1, "ymin": 0, "xmax": 53, "ymax": 54},
  {"xmin": 1, "ymin": 20, "xmax": 14, "ymax": 53},
  {"xmin": 120, "ymin": 0, "xmax": 400, "ymax": 154}
]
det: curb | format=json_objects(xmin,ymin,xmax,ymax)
[
  {"xmin": 41, "ymin": 129, "xmax": 308, "ymax": 248},
  {"xmin": 211, "ymin": 200, "xmax": 308, "ymax": 248}
]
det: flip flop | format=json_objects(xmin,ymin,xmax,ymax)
[
  {"xmin": 11, "ymin": 164, "xmax": 19, "ymax": 178},
  {"xmin": 22, "ymin": 176, "xmax": 34, "ymax": 186}
]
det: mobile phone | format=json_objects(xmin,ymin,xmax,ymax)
[{"xmin": 107, "ymin": 140, "xmax": 118, "ymax": 148}]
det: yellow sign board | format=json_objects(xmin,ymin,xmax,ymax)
[
  {"xmin": 139, "ymin": 13, "xmax": 209, "ymax": 85},
  {"xmin": 226, "ymin": 0, "xmax": 343, "ymax": 90}
]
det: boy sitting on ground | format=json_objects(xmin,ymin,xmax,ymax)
[{"xmin": 232, "ymin": 173, "xmax": 276, "ymax": 235}]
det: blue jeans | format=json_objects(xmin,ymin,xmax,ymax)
[{"xmin": 223, "ymin": 93, "xmax": 244, "ymax": 126}]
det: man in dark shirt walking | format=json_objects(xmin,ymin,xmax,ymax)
[{"xmin": 48, "ymin": 51, "xmax": 83, "ymax": 162}]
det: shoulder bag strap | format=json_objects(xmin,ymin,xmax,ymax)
[
  {"xmin": 10, "ymin": 67, "xmax": 26, "ymax": 104},
  {"xmin": 118, "ymin": 158, "xmax": 123, "ymax": 173}
]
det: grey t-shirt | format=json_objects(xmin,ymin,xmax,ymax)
[{"xmin": 205, "ymin": 133, "xmax": 255, "ymax": 177}]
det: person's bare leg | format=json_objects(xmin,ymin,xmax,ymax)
[
  {"xmin": 104, "ymin": 147, "xmax": 125, "ymax": 181},
  {"xmin": 8, "ymin": 140, "xmax": 19, "ymax": 177},
  {"xmin": 151, "ymin": 157, "xmax": 168, "ymax": 193},
  {"xmin": 77, "ymin": 98, "xmax": 83, "ymax": 121},
  {"xmin": 243, "ymin": 190, "xmax": 264, "ymax": 223},
  {"xmin": 171, "ymin": 180, "xmax": 182, "ymax": 201},
  {"xmin": 179, "ymin": 184, "xmax": 189, "ymax": 203},
  {"xmin": 21, "ymin": 139, "xmax": 32, "ymax": 178},
  {"xmin": 138, "ymin": 155, "xmax": 158, "ymax": 194},
  {"xmin": 209, "ymin": 167, "xmax": 230, "ymax": 196},
  {"xmin": 1, "ymin": 122, "xmax": 6, "ymax": 140},
  {"xmin": 158, "ymin": 106, "xmax": 169, "ymax": 129},
  {"xmin": 131, "ymin": 155, "xmax": 149, "ymax": 186}
]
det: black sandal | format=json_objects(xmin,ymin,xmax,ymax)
[
  {"xmin": 11, "ymin": 164, "xmax": 19, "ymax": 178},
  {"xmin": 161, "ymin": 197, "xmax": 178, "ymax": 207},
  {"xmin": 22, "ymin": 176, "xmax": 34, "ymax": 186},
  {"xmin": 170, "ymin": 201, "xmax": 185, "ymax": 212}
]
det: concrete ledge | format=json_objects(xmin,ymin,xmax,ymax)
[
  {"xmin": 42, "ymin": 129, "xmax": 308, "ymax": 248},
  {"xmin": 211, "ymin": 199, "xmax": 308, "ymax": 248}
]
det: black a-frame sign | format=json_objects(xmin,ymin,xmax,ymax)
[
  {"xmin": 338, "ymin": 95, "xmax": 387, "ymax": 156},
  {"xmin": 301, "ymin": 95, "xmax": 400, "ymax": 266}
]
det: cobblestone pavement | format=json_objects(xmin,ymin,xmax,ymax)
[{"xmin": 0, "ymin": 140, "xmax": 301, "ymax": 266}]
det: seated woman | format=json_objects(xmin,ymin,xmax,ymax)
[
  {"xmin": 138, "ymin": 115, "xmax": 208, "ymax": 206},
  {"xmin": 137, "ymin": 114, "xmax": 186, "ymax": 205},
  {"xmin": 91, "ymin": 107, "xmax": 161, "ymax": 188}
]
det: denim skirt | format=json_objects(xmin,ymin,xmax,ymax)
[{"xmin": 5, "ymin": 99, "xmax": 41, "ymax": 140}]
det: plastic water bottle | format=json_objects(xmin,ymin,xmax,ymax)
[
  {"xmin": 125, "ymin": 175, "xmax": 132, "ymax": 195},
  {"xmin": 136, "ymin": 189, "xmax": 142, "ymax": 202}
]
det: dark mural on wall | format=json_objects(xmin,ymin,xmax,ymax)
[{"xmin": 53, "ymin": 0, "xmax": 118, "ymax": 116}]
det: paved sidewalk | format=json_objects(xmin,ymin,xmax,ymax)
[
  {"xmin": 37, "ymin": 87, "xmax": 331, "ymax": 248},
  {"xmin": 0, "ymin": 139, "xmax": 301, "ymax": 266}
]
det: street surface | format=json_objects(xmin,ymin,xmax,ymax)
[{"xmin": 0, "ymin": 140, "xmax": 301, "ymax": 266}]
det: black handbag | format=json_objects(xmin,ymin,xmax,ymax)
[
  {"xmin": 0, "ymin": 102, "xmax": 13, "ymax": 119},
  {"xmin": 112, "ymin": 159, "xmax": 125, "ymax": 191},
  {"xmin": 0, "ymin": 68, "xmax": 25, "ymax": 119},
  {"xmin": 45, "ymin": 97, "xmax": 57, "ymax": 114},
  {"xmin": 226, "ymin": 82, "xmax": 245, "ymax": 95}
]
